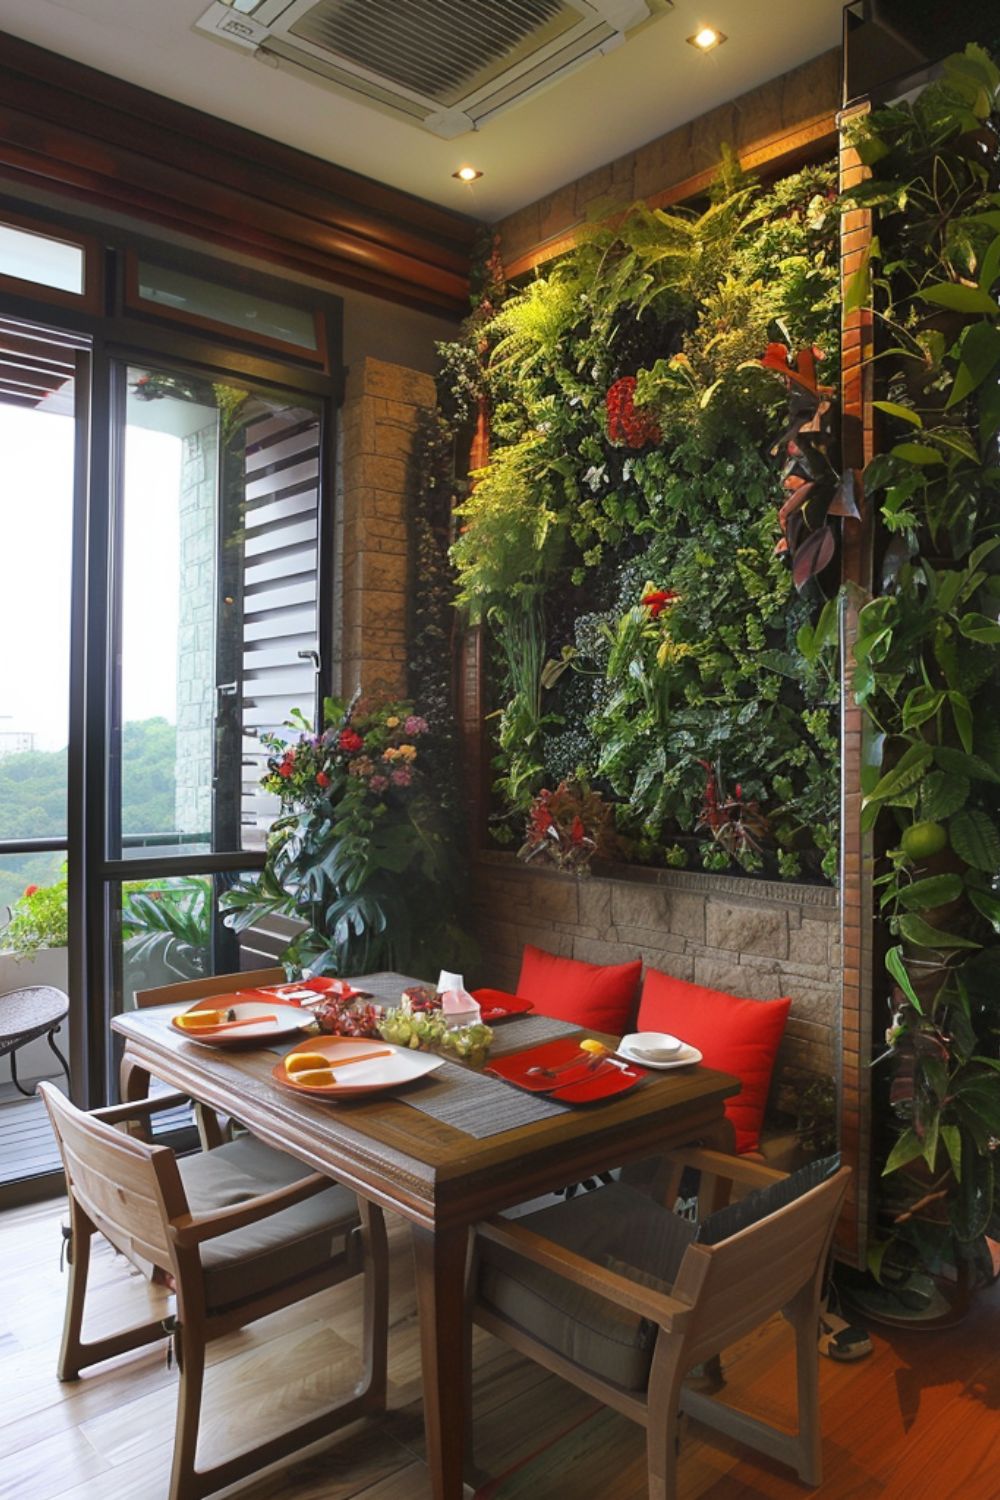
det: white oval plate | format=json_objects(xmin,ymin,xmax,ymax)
[
  {"xmin": 618, "ymin": 1032, "xmax": 702, "ymax": 1070},
  {"xmin": 274, "ymin": 1035, "xmax": 444, "ymax": 1097},
  {"xmin": 171, "ymin": 1000, "xmax": 315, "ymax": 1046}
]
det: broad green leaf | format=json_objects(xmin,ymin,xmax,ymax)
[
  {"xmin": 968, "ymin": 885, "xmax": 1000, "ymax": 933},
  {"xmin": 919, "ymin": 283, "xmax": 999, "ymax": 314},
  {"xmin": 873, "ymin": 400, "xmax": 924, "ymax": 428},
  {"xmin": 935, "ymin": 745, "xmax": 1000, "ymax": 785},
  {"xmin": 901, "ymin": 685, "xmax": 944, "ymax": 730},
  {"xmin": 896, "ymin": 912, "xmax": 981, "ymax": 950},
  {"xmin": 940, "ymin": 1124, "xmax": 962, "ymax": 1182},
  {"xmin": 886, "ymin": 945, "xmax": 923, "ymax": 1012},
  {"xmin": 891, "ymin": 442, "xmax": 944, "ymax": 465},
  {"xmin": 921, "ymin": 770, "xmax": 969, "ymax": 820},
  {"xmin": 883, "ymin": 1129, "xmax": 925, "ymax": 1175},
  {"xmin": 979, "ymin": 233, "xmax": 1000, "ymax": 295},
  {"xmin": 947, "ymin": 321, "xmax": 1000, "ymax": 408},
  {"xmin": 949, "ymin": 808, "xmax": 1000, "ymax": 872},
  {"xmin": 896, "ymin": 874, "xmax": 964, "ymax": 911},
  {"xmin": 948, "ymin": 691, "xmax": 974, "ymax": 754},
  {"xmin": 922, "ymin": 1112, "xmax": 940, "ymax": 1171},
  {"xmin": 958, "ymin": 612, "xmax": 1000, "ymax": 644},
  {"xmin": 863, "ymin": 745, "xmax": 934, "ymax": 806}
]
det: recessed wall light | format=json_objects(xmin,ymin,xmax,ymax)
[
  {"xmin": 453, "ymin": 166, "xmax": 483, "ymax": 183},
  {"xmin": 687, "ymin": 26, "xmax": 726, "ymax": 51}
]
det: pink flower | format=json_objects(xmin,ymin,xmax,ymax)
[
  {"xmin": 404, "ymin": 715, "xmax": 428, "ymax": 735},
  {"xmin": 368, "ymin": 774, "xmax": 389, "ymax": 793},
  {"xmin": 390, "ymin": 766, "xmax": 412, "ymax": 788}
]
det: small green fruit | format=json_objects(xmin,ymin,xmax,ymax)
[{"xmin": 900, "ymin": 820, "xmax": 948, "ymax": 860}]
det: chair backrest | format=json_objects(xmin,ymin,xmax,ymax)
[
  {"xmin": 132, "ymin": 965, "xmax": 286, "ymax": 1009},
  {"xmin": 671, "ymin": 1166, "xmax": 851, "ymax": 1369},
  {"xmin": 38, "ymin": 1082, "xmax": 187, "ymax": 1272}
]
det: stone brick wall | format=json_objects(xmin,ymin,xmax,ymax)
[
  {"xmin": 469, "ymin": 855, "xmax": 840, "ymax": 1105},
  {"xmin": 340, "ymin": 356, "xmax": 436, "ymax": 695},
  {"xmin": 174, "ymin": 421, "xmax": 217, "ymax": 838},
  {"xmin": 497, "ymin": 49, "xmax": 840, "ymax": 270}
]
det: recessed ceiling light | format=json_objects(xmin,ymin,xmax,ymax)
[
  {"xmin": 453, "ymin": 166, "xmax": 483, "ymax": 183},
  {"xmin": 688, "ymin": 26, "xmax": 726, "ymax": 51}
]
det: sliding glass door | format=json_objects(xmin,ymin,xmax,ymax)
[{"xmin": 102, "ymin": 362, "xmax": 327, "ymax": 1065}]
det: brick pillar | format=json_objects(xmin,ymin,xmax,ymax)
[
  {"xmin": 340, "ymin": 357, "xmax": 436, "ymax": 696},
  {"xmin": 836, "ymin": 103, "xmax": 876, "ymax": 1266}
]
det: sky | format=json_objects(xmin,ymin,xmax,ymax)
[{"xmin": 0, "ymin": 401, "xmax": 182, "ymax": 753}]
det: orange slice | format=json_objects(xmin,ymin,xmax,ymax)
[
  {"xmin": 286, "ymin": 1051, "xmax": 332, "ymax": 1074},
  {"xmin": 175, "ymin": 1010, "xmax": 227, "ymax": 1030},
  {"xmin": 291, "ymin": 1068, "xmax": 337, "ymax": 1087}
]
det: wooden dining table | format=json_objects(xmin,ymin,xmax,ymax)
[{"xmin": 112, "ymin": 973, "xmax": 739, "ymax": 1500}]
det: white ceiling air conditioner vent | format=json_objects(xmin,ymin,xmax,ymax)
[{"xmin": 195, "ymin": 0, "xmax": 673, "ymax": 138}]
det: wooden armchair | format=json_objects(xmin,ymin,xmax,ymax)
[
  {"xmin": 40, "ymin": 1081, "xmax": 388, "ymax": 1500},
  {"xmin": 125, "ymin": 966, "xmax": 286, "ymax": 1148},
  {"xmin": 470, "ymin": 1148, "xmax": 850, "ymax": 1498}
]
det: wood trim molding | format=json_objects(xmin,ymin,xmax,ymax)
[
  {"xmin": 504, "ymin": 110, "xmax": 839, "ymax": 280},
  {"xmin": 0, "ymin": 31, "xmax": 477, "ymax": 314}
]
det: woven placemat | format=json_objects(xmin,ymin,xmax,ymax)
[
  {"xmin": 489, "ymin": 1013, "xmax": 583, "ymax": 1056},
  {"xmin": 402, "ymin": 1059, "xmax": 571, "ymax": 1136}
]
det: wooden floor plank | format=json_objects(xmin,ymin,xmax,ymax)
[{"xmin": 0, "ymin": 1193, "xmax": 997, "ymax": 1499}]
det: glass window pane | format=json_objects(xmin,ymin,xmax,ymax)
[
  {"xmin": 117, "ymin": 366, "xmax": 322, "ymax": 857},
  {"xmin": 0, "ymin": 222, "xmax": 85, "ymax": 295},
  {"xmin": 0, "ymin": 399, "xmax": 74, "ymax": 846},
  {"xmin": 136, "ymin": 260, "xmax": 319, "ymax": 351}
]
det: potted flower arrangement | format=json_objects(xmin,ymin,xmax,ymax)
[{"xmin": 221, "ymin": 695, "xmax": 470, "ymax": 977}]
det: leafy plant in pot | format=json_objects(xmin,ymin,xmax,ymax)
[
  {"xmin": 221, "ymin": 696, "xmax": 471, "ymax": 977},
  {"xmin": 843, "ymin": 43, "xmax": 1000, "ymax": 1322}
]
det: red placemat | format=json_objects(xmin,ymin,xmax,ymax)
[{"xmin": 486, "ymin": 1036, "xmax": 646, "ymax": 1105}]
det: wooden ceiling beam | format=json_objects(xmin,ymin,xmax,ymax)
[{"xmin": 0, "ymin": 30, "xmax": 477, "ymax": 314}]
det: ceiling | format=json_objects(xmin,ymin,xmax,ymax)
[{"xmin": 0, "ymin": 0, "xmax": 845, "ymax": 221}]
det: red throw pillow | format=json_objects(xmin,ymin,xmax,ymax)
[
  {"xmin": 516, "ymin": 944, "xmax": 642, "ymax": 1034},
  {"xmin": 637, "ymin": 968, "xmax": 791, "ymax": 1155}
]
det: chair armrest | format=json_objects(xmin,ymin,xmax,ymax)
[
  {"xmin": 169, "ymin": 1171, "xmax": 333, "ymax": 1247},
  {"xmin": 661, "ymin": 1146, "xmax": 788, "ymax": 1190},
  {"xmin": 92, "ymin": 1092, "xmax": 193, "ymax": 1125},
  {"xmin": 476, "ymin": 1217, "xmax": 693, "ymax": 1332}
]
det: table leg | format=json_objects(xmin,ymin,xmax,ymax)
[
  {"xmin": 411, "ymin": 1223, "xmax": 471, "ymax": 1500},
  {"xmin": 119, "ymin": 1049, "xmax": 153, "ymax": 1140}
]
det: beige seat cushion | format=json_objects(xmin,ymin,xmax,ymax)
[
  {"xmin": 178, "ymin": 1135, "xmax": 359, "ymax": 1311},
  {"xmin": 478, "ymin": 1186, "xmax": 684, "ymax": 1392}
]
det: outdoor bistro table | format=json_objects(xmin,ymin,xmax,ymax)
[
  {"xmin": 1, "ymin": 984, "xmax": 71, "ymax": 1095},
  {"xmin": 112, "ymin": 973, "xmax": 738, "ymax": 1500}
]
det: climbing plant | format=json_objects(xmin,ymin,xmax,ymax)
[
  {"xmin": 450, "ymin": 159, "xmax": 842, "ymax": 879},
  {"xmin": 845, "ymin": 44, "xmax": 1000, "ymax": 1300}
]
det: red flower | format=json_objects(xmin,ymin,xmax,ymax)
[
  {"xmin": 642, "ymin": 589, "xmax": 679, "ymax": 618},
  {"xmin": 571, "ymin": 815, "xmax": 586, "ymax": 845},
  {"xmin": 605, "ymin": 376, "xmax": 662, "ymax": 448},
  {"xmin": 23, "ymin": 884, "xmax": 38, "ymax": 898},
  {"xmin": 339, "ymin": 728, "xmax": 364, "ymax": 753},
  {"xmin": 316, "ymin": 771, "xmax": 330, "ymax": 788},
  {"xmin": 278, "ymin": 762, "xmax": 293, "ymax": 778}
]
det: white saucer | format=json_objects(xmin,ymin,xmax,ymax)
[{"xmin": 618, "ymin": 1032, "xmax": 702, "ymax": 1070}]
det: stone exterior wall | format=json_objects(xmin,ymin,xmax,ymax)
[
  {"xmin": 340, "ymin": 356, "xmax": 436, "ymax": 695},
  {"xmin": 174, "ymin": 421, "xmax": 218, "ymax": 838},
  {"xmin": 470, "ymin": 855, "xmax": 841, "ymax": 1106},
  {"xmin": 497, "ymin": 49, "xmax": 840, "ymax": 270}
]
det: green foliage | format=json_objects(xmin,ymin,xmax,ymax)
[
  {"xmin": 2, "ymin": 870, "xmax": 68, "ymax": 957},
  {"xmin": 120, "ymin": 878, "xmax": 211, "ymax": 991},
  {"xmin": 850, "ymin": 45, "xmax": 1000, "ymax": 1287},
  {"xmin": 450, "ymin": 160, "xmax": 841, "ymax": 873}
]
